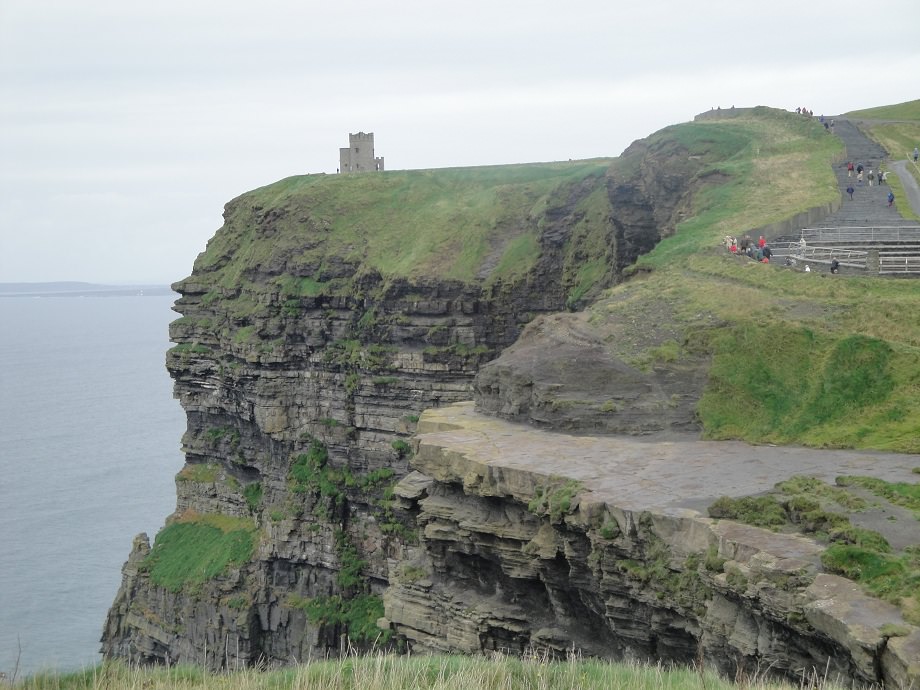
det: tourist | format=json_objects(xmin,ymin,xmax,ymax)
[
  {"xmin": 888, "ymin": 191, "xmax": 895, "ymax": 207},
  {"xmin": 847, "ymin": 161, "xmax": 854, "ymax": 177},
  {"xmin": 879, "ymin": 170, "xmax": 887, "ymax": 185},
  {"xmin": 758, "ymin": 235, "xmax": 766, "ymax": 249},
  {"xmin": 857, "ymin": 170, "xmax": 863, "ymax": 184},
  {"xmin": 831, "ymin": 258, "xmax": 840, "ymax": 274},
  {"xmin": 762, "ymin": 245, "xmax": 773, "ymax": 261},
  {"xmin": 856, "ymin": 163, "xmax": 864, "ymax": 174},
  {"xmin": 914, "ymin": 147, "xmax": 919, "ymax": 162},
  {"xmin": 805, "ymin": 264, "xmax": 811, "ymax": 273},
  {"xmin": 846, "ymin": 185, "xmax": 854, "ymax": 200}
]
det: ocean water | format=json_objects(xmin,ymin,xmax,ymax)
[{"xmin": 0, "ymin": 293, "xmax": 186, "ymax": 677}]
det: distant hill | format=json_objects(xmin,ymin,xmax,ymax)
[{"xmin": 0, "ymin": 282, "xmax": 174, "ymax": 297}]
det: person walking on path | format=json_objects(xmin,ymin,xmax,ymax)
[
  {"xmin": 914, "ymin": 147, "xmax": 919, "ymax": 163},
  {"xmin": 868, "ymin": 169, "xmax": 875, "ymax": 186},
  {"xmin": 846, "ymin": 185, "xmax": 855, "ymax": 200},
  {"xmin": 847, "ymin": 161, "xmax": 854, "ymax": 177},
  {"xmin": 888, "ymin": 191, "xmax": 895, "ymax": 207}
]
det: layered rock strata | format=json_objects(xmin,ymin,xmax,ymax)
[
  {"xmin": 103, "ymin": 156, "xmax": 690, "ymax": 667},
  {"xmin": 384, "ymin": 403, "xmax": 920, "ymax": 688}
]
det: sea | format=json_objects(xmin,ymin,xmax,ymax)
[{"xmin": 0, "ymin": 286, "xmax": 187, "ymax": 678}]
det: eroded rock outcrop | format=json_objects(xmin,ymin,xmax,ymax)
[
  {"xmin": 383, "ymin": 403, "xmax": 920, "ymax": 688},
  {"xmin": 100, "ymin": 116, "xmax": 917, "ymax": 687},
  {"xmin": 103, "ymin": 160, "xmax": 674, "ymax": 667},
  {"xmin": 473, "ymin": 126, "xmax": 728, "ymax": 435}
]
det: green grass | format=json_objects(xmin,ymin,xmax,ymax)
[
  {"xmin": 10, "ymin": 654, "xmax": 857, "ymax": 690},
  {"xmin": 141, "ymin": 513, "xmax": 257, "ymax": 592},
  {"xmin": 837, "ymin": 476, "xmax": 920, "ymax": 518},
  {"xmin": 634, "ymin": 108, "xmax": 841, "ymax": 271},
  {"xmin": 707, "ymin": 495, "xmax": 787, "ymax": 528},
  {"xmin": 289, "ymin": 593, "xmax": 387, "ymax": 646},
  {"xmin": 528, "ymin": 478, "xmax": 582, "ymax": 523},
  {"xmin": 192, "ymin": 160, "xmax": 611, "ymax": 290},
  {"xmin": 821, "ymin": 544, "xmax": 920, "ymax": 622},
  {"xmin": 176, "ymin": 463, "xmax": 220, "ymax": 483},
  {"xmin": 885, "ymin": 169, "xmax": 920, "ymax": 221},
  {"xmin": 846, "ymin": 99, "xmax": 920, "ymax": 121},
  {"xmin": 243, "ymin": 482, "xmax": 263, "ymax": 511},
  {"xmin": 708, "ymin": 475, "xmax": 920, "ymax": 623}
]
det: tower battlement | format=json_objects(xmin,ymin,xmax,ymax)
[{"xmin": 339, "ymin": 132, "xmax": 384, "ymax": 173}]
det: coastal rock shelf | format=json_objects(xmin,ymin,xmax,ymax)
[{"xmin": 384, "ymin": 403, "xmax": 919, "ymax": 688}]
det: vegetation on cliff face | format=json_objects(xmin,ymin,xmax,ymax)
[
  {"xmin": 140, "ymin": 512, "xmax": 257, "ymax": 592},
  {"xmin": 708, "ymin": 474, "xmax": 920, "ymax": 624}
]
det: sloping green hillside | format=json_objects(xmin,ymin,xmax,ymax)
[
  {"xmin": 847, "ymin": 99, "xmax": 920, "ymax": 121},
  {"xmin": 590, "ymin": 107, "xmax": 920, "ymax": 451}
]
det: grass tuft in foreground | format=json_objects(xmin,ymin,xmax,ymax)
[{"xmin": 11, "ymin": 654, "xmax": 861, "ymax": 690}]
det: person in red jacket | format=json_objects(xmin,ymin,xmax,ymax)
[{"xmin": 758, "ymin": 235, "xmax": 766, "ymax": 249}]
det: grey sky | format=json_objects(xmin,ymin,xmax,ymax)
[{"xmin": 2, "ymin": 0, "xmax": 919, "ymax": 284}]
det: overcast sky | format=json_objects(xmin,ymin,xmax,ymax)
[{"xmin": 2, "ymin": 0, "xmax": 919, "ymax": 284}]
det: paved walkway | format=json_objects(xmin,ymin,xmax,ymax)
[
  {"xmin": 816, "ymin": 119, "xmax": 914, "ymax": 229},
  {"xmin": 417, "ymin": 402, "xmax": 919, "ymax": 518},
  {"xmin": 891, "ymin": 159, "xmax": 920, "ymax": 216}
]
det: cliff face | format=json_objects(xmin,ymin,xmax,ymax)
[
  {"xmin": 101, "ymin": 127, "xmax": 917, "ymax": 685},
  {"xmin": 102, "ymin": 159, "xmax": 675, "ymax": 667},
  {"xmin": 384, "ymin": 404, "xmax": 920, "ymax": 689}
]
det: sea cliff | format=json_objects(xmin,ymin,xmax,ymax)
[{"xmin": 102, "ymin": 110, "xmax": 920, "ymax": 687}]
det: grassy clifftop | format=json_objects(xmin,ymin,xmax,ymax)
[
  {"xmin": 190, "ymin": 159, "xmax": 613, "ymax": 294},
  {"xmin": 584, "ymin": 104, "xmax": 920, "ymax": 451},
  {"xmin": 183, "ymin": 103, "xmax": 920, "ymax": 453}
]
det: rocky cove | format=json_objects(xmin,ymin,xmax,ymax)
[{"xmin": 101, "ymin": 111, "xmax": 920, "ymax": 687}]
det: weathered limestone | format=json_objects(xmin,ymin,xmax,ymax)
[
  {"xmin": 103, "ymin": 153, "xmax": 676, "ymax": 667},
  {"xmin": 382, "ymin": 403, "xmax": 920, "ymax": 687}
]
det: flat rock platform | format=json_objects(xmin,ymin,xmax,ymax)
[{"xmin": 416, "ymin": 402, "xmax": 920, "ymax": 518}]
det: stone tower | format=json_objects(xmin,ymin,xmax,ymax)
[{"xmin": 339, "ymin": 132, "xmax": 384, "ymax": 173}]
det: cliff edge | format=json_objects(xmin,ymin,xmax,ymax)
[{"xmin": 103, "ymin": 107, "xmax": 920, "ymax": 685}]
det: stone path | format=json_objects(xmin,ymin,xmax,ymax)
[
  {"xmin": 815, "ymin": 119, "xmax": 913, "ymax": 229},
  {"xmin": 418, "ymin": 402, "xmax": 919, "ymax": 519}
]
